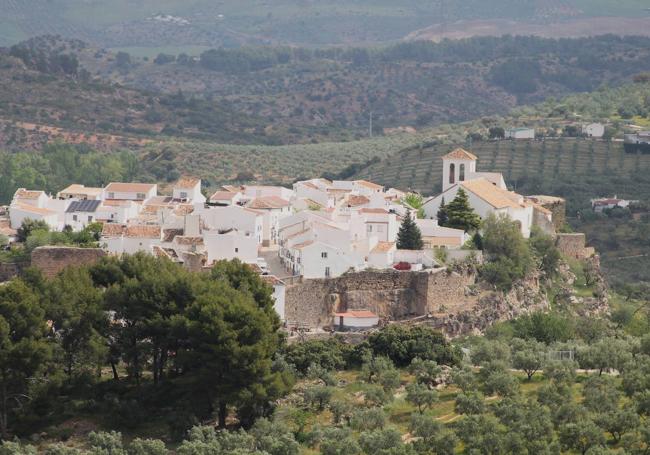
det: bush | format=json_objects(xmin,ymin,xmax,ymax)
[{"xmin": 366, "ymin": 325, "xmax": 460, "ymax": 368}]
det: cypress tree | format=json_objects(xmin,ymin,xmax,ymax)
[
  {"xmin": 437, "ymin": 197, "xmax": 449, "ymax": 226},
  {"xmin": 445, "ymin": 188, "xmax": 481, "ymax": 232},
  {"xmin": 397, "ymin": 211, "xmax": 424, "ymax": 250}
]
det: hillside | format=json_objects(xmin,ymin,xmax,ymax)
[
  {"xmin": 1, "ymin": 0, "xmax": 649, "ymax": 48},
  {"xmin": 6, "ymin": 34, "xmax": 650, "ymax": 142}
]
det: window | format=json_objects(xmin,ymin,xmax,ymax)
[
  {"xmin": 325, "ymin": 267, "xmax": 331, "ymax": 277},
  {"xmin": 180, "ymin": 191, "xmax": 188, "ymax": 199},
  {"xmin": 108, "ymin": 192, "xmax": 115, "ymax": 199},
  {"xmin": 449, "ymin": 164, "xmax": 455, "ymax": 184},
  {"xmin": 367, "ymin": 225, "xmax": 373, "ymax": 232},
  {"xmin": 73, "ymin": 214, "xmax": 78, "ymax": 221},
  {"xmin": 459, "ymin": 163, "xmax": 465, "ymax": 181},
  {"xmin": 235, "ymin": 248, "xmax": 239, "ymax": 253},
  {"xmin": 321, "ymin": 252, "xmax": 328, "ymax": 259},
  {"xmin": 136, "ymin": 192, "xmax": 146, "ymax": 200},
  {"xmin": 88, "ymin": 216, "xmax": 93, "ymax": 222}
]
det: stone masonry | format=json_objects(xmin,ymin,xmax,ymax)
[
  {"xmin": 285, "ymin": 268, "xmax": 475, "ymax": 329},
  {"xmin": 31, "ymin": 246, "xmax": 106, "ymax": 278}
]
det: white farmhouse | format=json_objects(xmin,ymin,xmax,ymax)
[
  {"xmin": 582, "ymin": 123, "xmax": 605, "ymax": 138},
  {"xmin": 505, "ymin": 128, "xmax": 535, "ymax": 140},
  {"xmin": 288, "ymin": 240, "xmax": 362, "ymax": 278},
  {"xmin": 209, "ymin": 191, "xmax": 244, "ymax": 206},
  {"xmin": 9, "ymin": 203, "xmax": 59, "ymax": 230},
  {"xmin": 198, "ymin": 205, "xmax": 263, "ymax": 244}
]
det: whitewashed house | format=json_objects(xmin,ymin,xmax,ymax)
[
  {"xmin": 173, "ymin": 177, "xmax": 206, "ymax": 203},
  {"xmin": 198, "ymin": 205, "xmax": 263, "ymax": 244},
  {"xmin": 104, "ymin": 182, "xmax": 157, "ymax": 201},
  {"xmin": 203, "ymin": 228, "xmax": 258, "ymax": 264},
  {"xmin": 583, "ymin": 123, "xmax": 605, "ymax": 138},
  {"xmin": 505, "ymin": 128, "xmax": 535, "ymax": 139},
  {"xmin": 334, "ymin": 310, "xmax": 379, "ymax": 329},
  {"xmin": 359, "ymin": 208, "xmax": 398, "ymax": 243},
  {"xmin": 288, "ymin": 240, "xmax": 362, "ymax": 278},
  {"xmin": 209, "ymin": 191, "xmax": 244, "ymax": 206},
  {"xmin": 64, "ymin": 200, "xmax": 102, "ymax": 231},
  {"xmin": 415, "ymin": 219, "xmax": 467, "ymax": 250},
  {"xmin": 57, "ymin": 184, "xmax": 103, "ymax": 200},
  {"xmin": 368, "ymin": 241, "xmax": 397, "ymax": 268},
  {"xmin": 261, "ymin": 275, "xmax": 286, "ymax": 321},
  {"xmin": 9, "ymin": 203, "xmax": 59, "ymax": 230},
  {"xmin": 101, "ymin": 224, "xmax": 163, "ymax": 255},
  {"xmin": 247, "ymin": 196, "xmax": 291, "ymax": 246}
]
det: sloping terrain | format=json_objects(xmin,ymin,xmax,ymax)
[
  {"xmin": 1, "ymin": 0, "xmax": 649, "ymax": 48},
  {"xmin": 354, "ymin": 139, "xmax": 650, "ymax": 209}
]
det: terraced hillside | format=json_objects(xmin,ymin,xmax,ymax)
[{"xmin": 355, "ymin": 139, "xmax": 650, "ymax": 211}]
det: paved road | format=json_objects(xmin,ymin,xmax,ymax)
[{"xmin": 260, "ymin": 248, "xmax": 290, "ymax": 278}]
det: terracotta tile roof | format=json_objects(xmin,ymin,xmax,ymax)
[
  {"xmin": 355, "ymin": 180, "xmax": 383, "ymax": 190},
  {"xmin": 425, "ymin": 237, "xmax": 463, "ymax": 247},
  {"xmin": 286, "ymin": 229, "xmax": 310, "ymax": 240},
  {"xmin": 360, "ymin": 208, "xmax": 389, "ymax": 214},
  {"xmin": 14, "ymin": 189, "xmax": 46, "ymax": 200},
  {"xmin": 460, "ymin": 178, "xmax": 522, "ymax": 209},
  {"xmin": 175, "ymin": 177, "xmax": 201, "ymax": 188},
  {"xmin": 261, "ymin": 275, "xmax": 285, "ymax": 286},
  {"xmin": 210, "ymin": 191, "xmax": 240, "ymax": 201},
  {"xmin": 371, "ymin": 241, "xmax": 396, "ymax": 253},
  {"xmin": 162, "ymin": 228, "xmax": 183, "ymax": 242},
  {"xmin": 334, "ymin": 310, "xmax": 378, "ymax": 318},
  {"xmin": 300, "ymin": 181, "xmax": 319, "ymax": 190},
  {"xmin": 174, "ymin": 236, "xmax": 204, "ymax": 246},
  {"xmin": 292, "ymin": 240, "xmax": 315, "ymax": 250},
  {"xmin": 174, "ymin": 205, "xmax": 195, "ymax": 216},
  {"xmin": 247, "ymin": 196, "xmax": 290, "ymax": 209},
  {"xmin": 105, "ymin": 182, "xmax": 156, "ymax": 193},
  {"xmin": 58, "ymin": 184, "xmax": 103, "ymax": 196},
  {"xmin": 12, "ymin": 202, "xmax": 55, "ymax": 215},
  {"xmin": 101, "ymin": 199, "xmax": 134, "ymax": 207},
  {"xmin": 443, "ymin": 148, "xmax": 478, "ymax": 161},
  {"xmin": 102, "ymin": 224, "xmax": 126, "ymax": 236},
  {"xmin": 347, "ymin": 195, "xmax": 370, "ymax": 207},
  {"xmin": 221, "ymin": 185, "xmax": 243, "ymax": 193},
  {"xmin": 124, "ymin": 225, "xmax": 162, "ymax": 239}
]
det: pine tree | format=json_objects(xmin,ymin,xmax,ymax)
[
  {"xmin": 397, "ymin": 211, "xmax": 423, "ymax": 250},
  {"xmin": 445, "ymin": 188, "xmax": 481, "ymax": 232},
  {"xmin": 437, "ymin": 197, "xmax": 449, "ymax": 226}
]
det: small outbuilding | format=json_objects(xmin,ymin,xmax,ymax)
[{"xmin": 334, "ymin": 310, "xmax": 379, "ymax": 329}]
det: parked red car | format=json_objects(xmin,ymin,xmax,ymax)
[{"xmin": 393, "ymin": 262, "xmax": 412, "ymax": 271}]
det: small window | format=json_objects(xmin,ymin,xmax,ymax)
[
  {"xmin": 136, "ymin": 192, "xmax": 146, "ymax": 200},
  {"xmin": 73, "ymin": 214, "xmax": 78, "ymax": 221},
  {"xmin": 459, "ymin": 163, "xmax": 466, "ymax": 181},
  {"xmin": 367, "ymin": 225, "xmax": 373, "ymax": 232},
  {"xmin": 180, "ymin": 191, "xmax": 188, "ymax": 199},
  {"xmin": 321, "ymin": 252, "xmax": 328, "ymax": 259},
  {"xmin": 235, "ymin": 247, "xmax": 239, "ymax": 253},
  {"xmin": 325, "ymin": 267, "xmax": 331, "ymax": 277},
  {"xmin": 449, "ymin": 163, "xmax": 455, "ymax": 184},
  {"xmin": 88, "ymin": 216, "xmax": 93, "ymax": 222},
  {"xmin": 108, "ymin": 192, "xmax": 115, "ymax": 199}
]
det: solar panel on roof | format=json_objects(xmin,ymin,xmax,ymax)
[{"xmin": 65, "ymin": 200, "xmax": 101, "ymax": 213}]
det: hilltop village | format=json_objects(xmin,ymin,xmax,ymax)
[{"xmin": 1, "ymin": 148, "xmax": 585, "ymax": 331}]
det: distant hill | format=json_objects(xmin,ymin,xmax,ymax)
[
  {"xmin": 8, "ymin": 34, "xmax": 649, "ymax": 142},
  {"xmin": 1, "ymin": 0, "xmax": 649, "ymax": 48}
]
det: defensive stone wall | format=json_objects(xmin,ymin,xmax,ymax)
[
  {"xmin": 556, "ymin": 233, "xmax": 594, "ymax": 260},
  {"xmin": 31, "ymin": 246, "xmax": 106, "ymax": 278},
  {"xmin": 0, "ymin": 261, "xmax": 27, "ymax": 282},
  {"xmin": 285, "ymin": 268, "xmax": 475, "ymax": 329}
]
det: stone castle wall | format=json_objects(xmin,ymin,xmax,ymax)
[
  {"xmin": 556, "ymin": 233, "xmax": 594, "ymax": 260},
  {"xmin": 31, "ymin": 246, "xmax": 106, "ymax": 278},
  {"xmin": 0, "ymin": 261, "xmax": 27, "ymax": 282},
  {"xmin": 285, "ymin": 268, "xmax": 475, "ymax": 329}
]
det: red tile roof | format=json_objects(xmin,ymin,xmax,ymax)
[
  {"xmin": 442, "ymin": 148, "xmax": 478, "ymax": 161},
  {"xmin": 248, "ymin": 196, "xmax": 290, "ymax": 209}
]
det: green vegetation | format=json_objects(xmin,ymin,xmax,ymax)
[
  {"xmin": 396, "ymin": 211, "xmax": 423, "ymax": 250},
  {"xmin": 439, "ymin": 189, "xmax": 481, "ymax": 233}
]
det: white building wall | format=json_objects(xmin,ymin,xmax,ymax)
[
  {"xmin": 204, "ymin": 230, "xmax": 258, "ymax": 264},
  {"xmin": 9, "ymin": 206, "xmax": 59, "ymax": 230}
]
